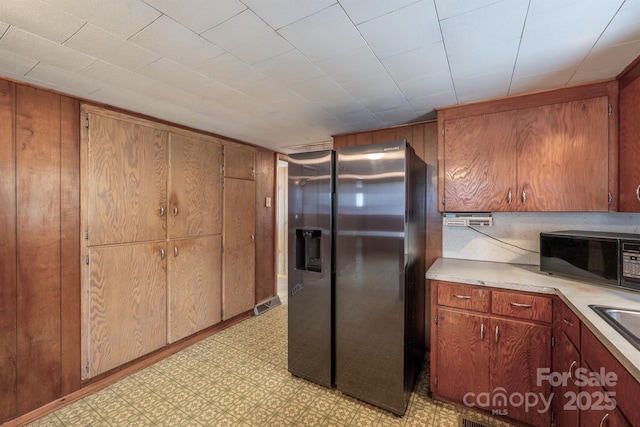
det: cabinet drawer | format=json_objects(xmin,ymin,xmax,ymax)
[
  {"xmin": 555, "ymin": 299, "xmax": 581, "ymax": 350},
  {"xmin": 436, "ymin": 281, "xmax": 490, "ymax": 312},
  {"xmin": 491, "ymin": 290, "xmax": 552, "ymax": 323}
]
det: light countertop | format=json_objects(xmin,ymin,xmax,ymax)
[{"xmin": 426, "ymin": 257, "xmax": 640, "ymax": 382}]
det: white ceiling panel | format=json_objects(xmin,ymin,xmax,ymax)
[
  {"xmin": 0, "ymin": 27, "xmax": 96, "ymax": 73},
  {"xmin": 242, "ymin": 0, "xmax": 336, "ymax": 30},
  {"xmin": 0, "ymin": 0, "xmax": 84, "ymax": 43},
  {"xmin": 42, "ymin": 0, "xmax": 161, "ymax": 39},
  {"xmin": 1, "ymin": 1, "xmax": 639, "ymax": 152},
  {"xmin": 129, "ymin": 16, "xmax": 224, "ymax": 68},
  {"xmin": 201, "ymin": 10, "xmax": 293, "ymax": 65},
  {"xmin": 278, "ymin": 4, "xmax": 367, "ymax": 62},
  {"xmin": 357, "ymin": 1, "xmax": 441, "ymax": 59},
  {"xmin": 195, "ymin": 53, "xmax": 266, "ymax": 89},
  {"xmin": 142, "ymin": 0, "xmax": 246, "ymax": 34},
  {"xmin": 64, "ymin": 24, "xmax": 159, "ymax": 71}
]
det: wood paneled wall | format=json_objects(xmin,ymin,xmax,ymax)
[
  {"xmin": 0, "ymin": 81, "xmax": 81, "ymax": 423},
  {"xmin": 255, "ymin": 147, "xmax": 277, "ymax": 303}
]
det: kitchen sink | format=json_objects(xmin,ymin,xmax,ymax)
[{"xmin": 590, "ymin": 305, "xmax": 640, "ymax": 351}]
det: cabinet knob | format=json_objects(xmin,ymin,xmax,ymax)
[
  {"xmin": 174, "ymin": 246, "xmax": 178, "ymax": 257},
  {"xmin": 173, "ymin": 205, "xmax": 179, "ymax": 216},
  {"xmin": 251, "ymin": 234, "xmax": 255, "ymax": 242},
  {"xmin": 160, "ymin": 206, "xmax": 165, "ymax": 217},
  {"xmin": 521, "ymin": 190, "xmax": 527, "ymax": 205},
  {"xmin": 507, "ymin": 190, "xmax": 512, "ymax": 205},
  {"xmin": 160, "ymin": 248, "xmax": 165, "ymax": 259},
  {"xmin": 480, "ymin": 323, "xmax": 485, "ymax": 341}
]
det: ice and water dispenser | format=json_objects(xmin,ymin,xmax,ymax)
[{"xmin": 295, "ymin": 229, "xmax": 322, "ymax": 272}]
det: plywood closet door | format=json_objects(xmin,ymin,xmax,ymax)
[
  {"xmin": 0, "ymin": 79, "xmax": 16, "ymax": 423},
  {"xmin": 168, "ymin": 133, "xmax": 222, "ymax": 238},
  {"xmin": 224, "ymin": 144, "xmax": 255, "ymax": 180},
  {"xmin": 223, "ymin": 178, "xmax": 256, "ymax": 319},
  {"xmin": 516, "ymin": 97, "xmax": 609, "ymax": 212},
  {"xmin": 15, "ymin": 86, "xmax": 62, "ymax": 414},
  {"xmin": 168, "ymin": 235, "xmax": 222, "ymax": 343},
  {"xmin": 87, "ymin": 113, "xmax": 167, "ymax": 245},
  {"xmin": 443, "ymin": 111, "xmax": 518, "ymax": 212},
  {"xmin": 86, "ymin": 242, "xmax": 167, "ymax": 378}
]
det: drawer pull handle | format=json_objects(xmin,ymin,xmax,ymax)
[
  {"xmin": 568, "ymin": 360, "xmax": 577, "ymax": 379},
  {"xmin": 510, "ymin": 302, "xmax": 532, "ymax": 308},
  {"xmin": 636, "ymin": 184, "xmax": 640, "ymax": 202},
  {"xmin": 480, "ymin": 323, "xmax": 485, "ymax": 341},
  {"xmin": 599, "ymin": 412, "xmax": 609, "ymax": 427},
  {"xmin": 160, "ymin": 248, "xmax": 165, "ymax": 259},
  {"xmin": 495, "ymin": 325, "xmax": 499, "ymax": 344},
  {"xmin": 453, "ymin": 294, "xmax": 472, "ymax": 299},
  {"xmin": 563, "ymin": 317, "xmax": 574, "ymax": 327}
]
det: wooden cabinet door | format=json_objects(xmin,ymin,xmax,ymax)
[
  {"xmin": 85, "ymin": 242, "xmax": 167, "ymax": 378},
  {"xmin": 86, "ymin": 112, "xmax": 168, "ymax": 245},
  {"xmin": 442, "ymin": 111, "xmax": 517, "ymax": 212},
  {"xmin": 168, "ymin": 235, "xmax": 222, "ymax": 343},
  {"xmin": 552, "ymin": 331, "xmax": 580, "ymax": 427},
  {"xmin": 580, "ymin": 361, "xmax": 631, "ymax": 427},
  {"xmin": 222, "ymin": 178, "xmax": 255, "ymax": 319},
  {"xmin": 619, "ymin": 76, "xmax": 640, "ymax": 212},
  {"xmin": 490, "ymin": 318, "xmax": 551, "ymax": 427},
  {"xmin": 435, "ymin": 308, "xmax": 490, "ymax": 405},
  {"xmin": 516, "ymin": 97, "xmax": 609, "ymax": 212},
  {"xmin": 168, "ymin": 133, "xmax": 222, "ymax": 239},
  {"xmin": 224, "ymin": 144, "xmax": 255, "ymax": 180}
]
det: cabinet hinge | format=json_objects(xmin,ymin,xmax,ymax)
[
  {"xmin": 85, "ymin": 362, "xmax": 90, "ymax": 374},
  {"xmin": 221, "ymin": 309, "xmax": 224, "ymax": 319},
  {"xmin": 434, "ymin": 376, "xmax": 438, "ymax": 387},
  {"xmin": 84, "ymin": 255, "xmax": 89, "ymax": 265},
  {"xmin": 441, "ymin": 196, "xmax": 445, "ymax": 207},
  {"xmin": 84, "ymin": 230, "xmax": 89, "ymax": 240},
  {"xmin": 608, "ymin": 103, "xmax": 613, "ymax": 116},
  {"xmin": 551, "ymin": 410, "xmax": 555, "ymax": 425},
  {"xmin": 441, "ymin": 128, "xmax": 445, "ymax": 136},
  {"xmin": 551, "ymin": 336, "xmax": 555, "ymax": 347},
  {"xmin": 434, "ymin": 314, "xmax": 438, "ymax": 325},
  {"xmin": 608, "ymin": 191, "xmax": 613, "ymax": 205},
  {"xmin": 84, "ymin": 116, "xmax": 89, "ymax": 128}
]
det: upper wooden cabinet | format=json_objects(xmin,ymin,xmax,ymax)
[
  {"xmin": 618, "ymin": 58, "xmax": 640, "ymax": 212},
  {"xmin": 438, "ymin": 81, "xmax": 618, "ymax": 212},
  {"xmin": 224, "ymin": 143, "xmax": 256, "ymax": 180}
]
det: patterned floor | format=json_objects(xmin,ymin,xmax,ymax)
[{"xmin": 27, "ymin": 301, "xmax": 513, "ymax": 426}]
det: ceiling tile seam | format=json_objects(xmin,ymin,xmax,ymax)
[
  {"xmin": 333, "ymin": 1, "xmax": 420, "ymax": 120},
  {"xmin": 247, "ymin": 0, "xmax": 338, "ymax": 31},
  {"xmin": 564, "ymin": 0, "xmax": 627, "ymax": 85},
  {"xmin": 125, "ymin": 13, "xmax": 164, "ymax": 41},
  {"xmin": 507, "ymin": 0, "xmax": 532, "ymax": 96},
  {"xmin": 438, "ymin": 0, "xmax": 504, "ymax": 21},
  {"xmin": 343, "ymin": 0, "xmax": 422, "ymax": 26},
  {"xmin": 60, "ymin": 21, "xmax": 88, "ymax": 45},
  {"xmin": 0, "ymin": 23, "xmax": 10, "ymax": 40},
  {"xmin": 433, "ymin": 0, "xmax": 459, "ymax": 105}
]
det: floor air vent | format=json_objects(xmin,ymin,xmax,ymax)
[
  {"xmin": 254, "ymin": 296, "xmax": 281, "ymax": 316},
  {"xmin": 459, "ymin": 417, "xmax": 491, "ymax": 427}
]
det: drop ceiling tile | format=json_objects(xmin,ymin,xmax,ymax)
[
  {"xmin": 315, "ymin": 98, "xmax": 363, "ymax": 116},
  {"xmin": 136, "ymin": 58, "xmax": 210, "ymax": 93},
  {"xmin": 64, "ymin": 24, "xmax": 159, "ymax": 71},
  {"xmin": 243, "ymin": 0, "xmax": 335, "ymax": 29},
  {"xmin": 589, "ymin": 0, "xmax": 640, "ymax": 47},
  {"xmin": 80, "ymin": 60, "xmax": 157, "ymax": 92},
  {"xmin": 195, "ymin": 81, "xmax": 276, "ymax": 116},
  {"xmin": 0, "ymin": 27, "xmax": 96, "ymax": 73},
  {"xmin": 137, "ymin": 82, "xmax": 203, "ymax": 106},
  {"xmin": 357, "ymin": 1, "xmax": 441, "ymax": 59},
  {"xmin": 195, "ymin": 53, "xmax": 266, "ymax": 89},
  {"xmin": 201, "ymin": 10, "xmax": 293, "ymax": 65},
  {"xmin": 374, "ymin": 105, "xmax": 417, "ymax": 124},
  {"xmin": 141, "ymin": 100, "xmax": 195, "ymax": 123},
  {"xmin": 0, "ymin": 47, "xmax": 38, "ymax": 77},
  {"xmin": 454, "ymin": 69, "xmax": 513, "ymax": 103},
  {"xmin": 25, "ymin": 62, "xmax": 104, "ymax": 94},
  {"xmin": 361, "ymin": 92, "xmax": 411, "ymax": 114},
  {"xmin": 237, "ymin": 78, "xmax": 292, "ymax": 105},
  {"xmin": 339, "ymin": 0, "xmax": 418, "ymax": 24},
  {"xmin": 381, "ymin": 44, "xmax": 449, "ymax": 82},
  {"xmin": 88, "ymin": 84, "xmax": 158, "ymax": 111},
  {"xmin": 571, "ymin": 40, "xmax": 640, "ymax": 84},
  {"xmin": 316, "ymin": 46, "xmax": 387, "ymax": 85},
  {"xmin": 278, "ymin": 4, "xmax": 367, "ymax": 62},
  {"xmin": 289, "ymin": 75, "xmax": 352, "ymax": 103},
  {"xmin": 0, "ymin": 0, "xmax": 84, "ymax": 43},
  {"xmin": 408, "ymin": 90, "xmax": 457, "ymax": 113},
  {"xmin": 510, "ymin": 68, "xmax": 576, "ymax": 95},
  {"xmin": 130, "ymin": 16, "xmax": 224, "ymax": 68},
  {"xmin": 513, "ymin": 39, "xmax": 592, "ymax": 77},
  {"xmin": 142, "ymin": 0, "xmax": 246, "ymax": 34},
  {"xmin": 434, "ymin": 0, "xmax": 501, "ymax": 20},
  {"xmin": 254, "ymin": 50, "xmax": 324, "ymax": 86},
  {"xmin": 0, "ymin": 22, "xmax": 8, "ymax": 35},
  {"xmin": 396, "ymin": 72, "xmax": 455, "ymax": 99},
  {"xmin": 341, "ymin": 73, "xmax": 399, "ymax": 100},
  {"xmin": 41, "ymin": 0, "xmax": 161, "ymax": 39}
]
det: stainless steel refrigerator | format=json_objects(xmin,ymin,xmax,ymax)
[{"xmin": 288, "ymin": 140, "xmax": 428, "ymax": 415}]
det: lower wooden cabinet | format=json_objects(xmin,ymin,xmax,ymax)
[
  {"xmin": 85, "ymin": 242, "xmax": 168, "ymax": 378},
  {"xmin": 431, "ymin": 281, "xmax": 552, "ymax": 427},
  {"xmin": 168, "ymin": 235, "xmax": 222, "ymax": 343},
  {"xmin": 551, "ymin": 327, "xmax": 580, "ymax": 427}
]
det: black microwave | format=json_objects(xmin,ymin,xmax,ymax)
[{"xmin": 540, "ymin": 230, "xmax": 640, "ymax": 292}]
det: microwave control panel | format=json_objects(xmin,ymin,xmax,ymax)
[{"xmin": 622, "ymin": 241, "xmax": 640, "ymax": 280}]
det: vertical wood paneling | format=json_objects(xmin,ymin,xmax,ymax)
[
  {"xmin": 346, "ymin": 134, "xmax": 356, "ymax": 147},
  {"xmin": 619, "ymin": 73, "xmax": 640, "ymax": 211},
  {"xmin": 255, "ymin": 148, "xmax": 276, "ymax": 303},
  {"xmin": 423, "ymin": 122, "xmax": 438, "ymax": 165},
  {"xmin": 411, "ymin": 124, "xmax": 425, "ymax": 160},
  {"xmin": 372, "ymin": 128, "xmax": 396, "ymax": 143},
  {"xmin": 395, "ymin": 126, "xmax": 413, "ymax": 146},
  {"xmin": 224, "ymin": 144, "xmax": 255, "ymax": 180},
  {"xmin": 16, "ymin": 86, "xmax": 62, "ymax": 414},
  {"xmin": 355, "ymin": 132, "xmax": 372, "ymax": 146},
  {"xmin": 0, "ymin": 79, "xmax": 17, "ymax": 424},
  {"xmin": 59, "ymin": 96, "xmax": 81, "ymax": 396},
  {"xmin": 333, "ymin": 135, "xmax": 346, "ymax": 149}
]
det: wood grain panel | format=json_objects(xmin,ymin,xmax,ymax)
[
  {"xmin": 619, "ymin": 73, "xmax": 640, "ymax": 211},
  {"xmin": 0, "ymin": 79, "xmax": 17, "ymax": 423},
  {"xmin": 168, "ymin": 236, "xmax": 222, "ymax": 343},
  {"xmin": 87, "ymin": 242, "xmax": 167, "ymax": 378},
  {"xmin": 491, "ymin": 290, "xmax": 552, "ymax": 323},
  {"xmin": 168, "ymin": 133, "xmax": 222, "ymax": 238},
  {"xmin": 436, "ymin": 281, "xmax": 490, "ymax": 312},
  {"xmin": 223, "ymin": 178, "xmax": 255, "ymax": 319},
  {"xmin": 333, "ymin": 135, "xmax": 346, "ymax": 149},
  {"xmin": 554, "ymin": 298, "xmax": 580, "ymax": 350},
  {"xmin": 411, "ymin": 123, "xmax": 425, "ymax": 160},
  {"xmin": 371, "ymin": 128, "xmax": 396, "ymax": 143},
  {"xmin": 489, "ymin": 318, "xmax": 551, "ymax": 427},
  {"xmin": 224, "ymin": 143, "xmax": 255, "ymax": 180},
  {"xmin": 16, "ymin": 86, "xmax": 62, "ymax": 414},
  {"xmin": 516, "ymin": 97, "xmax": 609, "ymax": 211},
  {"xmin": 255, "ymin": 148, "xmax": 276, "ymax": 303},
  {"xmin": 435, "ymin": 308, "xmax": 490, "ymax": 404},
  {"xmin": 580, "ymin": 360, "xmax": 632, "ymax": 427},
  {"xmin": 59, "ymin": 96, "xmax": 81, "ymax": 396},
  {"xmin": 551, "ymin": 329, "xmax": 580, "ymax": 427},
  {"xmin": 87, "ymin": 113, "xmax": 168, "ymax": 245},
  {"xmin": 443, "ymin": 111, "xmax": 518, "ymax": 212},
  {"xmin": 355, "ymin": 132, "xmax": 372, "ymax": 146},
  {"xmin": 423, "ymin": 122, "xmax": 438, "ymax": 165},
  {"xmin": 346, "ymin": 134, "xmax": 356, "ymax": 147},
  {"xmin": 395, "ymin": 126, "xmax": 413, "ymax": 147}
]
